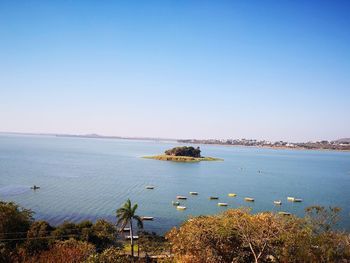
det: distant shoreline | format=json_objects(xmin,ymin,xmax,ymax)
[
  {"xmin": 192, "ymin": 143, "xmax": 350, "ymax": 152},
  {"xmin": 1, "ymin": 132, "xmax": 349, "ymax": 152}
]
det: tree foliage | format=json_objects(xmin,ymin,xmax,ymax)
[
  {"xmin": 138, "ymin": 231, "xmax": 169, "ymax": 256},
  {"xmin": 116, "ymin": 199, "xmax": 143, "ymax": 258},
  {"xmin": 24, "ymin": 221, "xmax": 54, "ymax": 255},
  {"xmin": 165, "ymin": 146, "xmax": 201, "ymax": 157},
  {"xmin": 0, "ymin": 201, "xmax": 34, "ymax": 250},
  {"xmin": 25, "ymin": 238, "xmax": 95, "ymax": 263},
  {"xmin": 166, "ymin": 207, "xmax": 350, "ymax": 263}
]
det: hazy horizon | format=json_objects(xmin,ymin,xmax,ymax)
[
  {"xmin": 1, "ymin": 1, "xmax": 349, "ymax": 142},
  {"xmin": 0, "ymin": 130, "xmax": 348, "ymax": 143}
]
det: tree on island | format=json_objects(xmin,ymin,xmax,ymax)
[
  {"xmin": 165, "ymin": 146, "xmax": 201, "ymax": 158},
  {"xmin": 116, "ymin": 199, "xmax": 143, "ymax": 259}
]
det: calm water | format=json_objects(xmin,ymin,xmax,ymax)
[{"xmin": 0, "ymin": 134, "xmax": 349, "ymax": 234}]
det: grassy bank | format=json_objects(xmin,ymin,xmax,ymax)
[{"xmin": 142, "ymin": 155, "xmax": 223, "ymax": 162}]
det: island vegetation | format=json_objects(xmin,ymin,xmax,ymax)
[
  {"xmin": 143, "ymin": 146, "xmax": 223, "ymax": 162},
  {"xmin": 1, "ymin": 200, "xmax": 350, "ymax": 262}
]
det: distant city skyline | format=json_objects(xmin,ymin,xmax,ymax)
[{"xmin": 1, "ymin": 1, "xmax": 349, "ymax": 142}]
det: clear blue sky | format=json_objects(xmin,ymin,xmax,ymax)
[{"xmin": 1, "ymin": 1, "xmax": 349, "ymax": 141}]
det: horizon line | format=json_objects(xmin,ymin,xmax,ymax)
[{"xmin": 0, "ymin": 130, "xmax": 347, "ymax": 144}]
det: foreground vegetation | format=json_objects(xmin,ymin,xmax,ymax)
[
  {"xmin": 1, "ymin": 200, "xmax": 349, "ymax": 262},
  {"xmin": 143, "ymin": 146, "xmax": 223, "ymax": 162},
  {"xmin": 167, "ymin": 207, "xmax": 350, "ymax": 263}
]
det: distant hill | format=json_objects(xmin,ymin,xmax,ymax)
[{"xmin": 333, "ymin": 138, "xmax": 350, "ymax": 143}]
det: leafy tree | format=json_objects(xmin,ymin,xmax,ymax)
[
  {"xmin": 305, "ymin": 206, "xmax": 341, "ymax": 233},
  {"xmin": 165, "ymin": 146, "xmax": 201, "ymax": 157},
  {"xmin": 25, "ymin": 238, "xmax": 95, "ymax": 263},
  {"xmin": 116, "ymin": 199, "xmax": 143, "ymax": 258},
  {"xmin": 166, "ymin": 207, "xmax": 350, "ymax": 263},
  {"xmin": 138, "ymin": 231, "xmax": 169, "ymax": 256},
  {"xmin": 86, "ymin": 247, "xmax": 133, "ymax": 263},
  {"xmin": 24, "ymin": 220, "xmax": 54, "ymax": 255},
  {"xmin": 167, "ymin": 213, "xmax": 244, "ymax": 263},
  {"xmin": 0, "ymin": 201, "xmax": 34, "ymax": 250},
  {"xmin": 89, "ymin": 219, "xmax": 119, "ymax": 252},
  {"xmin": 51, "ymin": 221, "xmax": 81, "ymax": 241}
]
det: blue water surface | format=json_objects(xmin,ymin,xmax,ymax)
[{"xmin": 0, "ymin": 134, "xmax": 349, "ymax": 234}]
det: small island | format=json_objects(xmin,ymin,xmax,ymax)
[{"xmin": 143, "ymin": 146, "xmax": 223, "ymax": 162}]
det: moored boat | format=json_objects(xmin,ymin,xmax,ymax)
[
  {"xmin": 228, "ymin": 193, "xmax": 237, "ymax": 197},
  {"xmin": 244, "ymin": 197, "xmax": 254, "ymax": 202},
  {"xmin": 218, "ymin": 202, "xmax": 228, "ymax": 206},
  {"xmin": 287, "ymin": 197, "xmax": 295, "ymax": 201},
  {"xmin": 146, "ymin": 186, "xmax": 155, "ymax": 189},
  {"xmin": 141, "ymin": 216, "xmax": 154, "ymax": 221},
  {"xmin": 209, "ymin": 196, "xmax": 219, "ymax": 200},
  {"xmin": 176, "ymin": 195, "xmax": 187, "ymax": 200},
  {"xmin": 125, "ymin": 235, "xmax": 139, "ymax": 239},
  {"xmin": 189, "ymin": 191, "xmax": 198, "ymax": 195},
  {"xmin": 293, "ymin": 198, "xmax": 303, "ymax": 202},
  {"xmin": 274, "ymin": 200, "xmax": 282, "ymax": 205},
  {"xmin": 172, "ymin": 201, "xmax": 180, "ymax": 206},
  {"xmin": 176, "ymin": 206, "xmax": 186, "ymax": 210},
  {"xmin": 30, "ymin": 185, "xmax": 40, "ymax": 190}
]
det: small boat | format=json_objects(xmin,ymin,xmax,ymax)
[
  {"xmin": 228, "ymin": 193, "xmax": 237, "ymax": 197},
  {"xmin": 274, "ymin": 200, "xmax": 282, "ymax": 205},
  {"xmin": 141, "ymin": 216, "xmax": 154, "ymax": 221},
  {"xmin": 287, "ymin": 197, "xmax": 295, "ymax": 201},
  {"xmin": 176, "ymin": 206, "xmax": 186, "ymax": 210},
  {"xmin": 218, "ymin": 202, "xmax": 228, "ymax": 206},
  {"xmin": 278, "ymin": 211, "xmax": 291, "ymax": 216},
  {"xmin": 145, "ymin": 186, "xmax": 155, "ymax": 189},
  {"xmin": 189, "ymin": 192, "xmax": 198, "ymax": 195},
  {"xmin": 122, "ymin": 227, "xmax": 130, "ymax": 232},
  {"xmin": 293, "ymin": 198, "xmax": 303, "ymax": 202},
  {"xmin": 30, "ymin": 185, "xmax": 40, "ymax": 190},
  {"xmin": 209, "ymin": 196, "xmax": 219, "ymax": 200},
  {"xmin": 172, "ymin": 201, "xmax": 180, "ymax": 206},
  {"xmin": 244, "ymin": 197, "xmax": 254, "ymax": 202},
  {"xmin": 176, "ymin": 195, "xmax": 187, "ymax": 200},
  {"xmin": 125, "ymin": 235, "xmax": 139, "ymax": 240}
]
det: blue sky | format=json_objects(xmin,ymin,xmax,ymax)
[{"xmin": 0, "ymin": 1, "xmax": 349, "ymax": 141}]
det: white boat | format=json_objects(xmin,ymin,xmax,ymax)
[
  {"xmin": 189, "ymin": 192, "xmax": 198, "ymax": 195},
  {"xmin": 218, "ymin": 202, "xmax": 228, "ymax": 206},
  {"xmin": 141, "ymin": 216, "xmax": 154, "ymax": 221},
  {"xmin": 287, "ymin": 197, "xmax": 302, "ymax": 202},
  {"xmin": 122, "ymin": 227, "xmax": 130, "ymax": 232},
  {"xmin": 176, "ymin": 195, "xmax": 187, "ymax": 200},
  {"xmin": 176, "ymin": 206, "xmax": 186, "ymax": 210},
  {"xmin": 244, "ymin": 197, "xmax": 254, "ymax": 202},
  {"xmin": 274, "ymin": 200, "xmax": 282, "ymax": 205},
  {"xmin": 125, "ymin": 235, "xmax": 139, "ymax": 239}
]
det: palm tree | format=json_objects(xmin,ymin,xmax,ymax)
[{"xmin": 116, "ymin": 199, "xmax": 143, "ymax": 258}]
